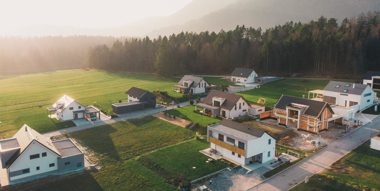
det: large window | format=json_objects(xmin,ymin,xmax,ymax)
[
  {"xmin": 268, "ymin": 151, "xmax": 271, "ymax": 157},
  {"xmin": 42, "ymin": 152, "xmax": 47, "ymax": 157},
  {"xmin": 218, "ymin": 134, "xmax": 224, "ymax": 141},
  {"xmin": 268, "ymin": 139, "xmax": 271, "ymax": 145},
  {"xmin": 30, "ymin": 154, "xmax": 40, "ymax": 160},
  {"xmin": 64, "ymin": 162, "xmax": 71, "ymax": 166},
  {"xmin": 364, "ymin": 93, "xmax": 372, "ymax": 97},
  {"xmin": 213, "ymin": 101, "xmax": 221, "ymax": 107},
  {"xmin": 49, "ymin": 163, "xmax": 55, "ymax": 167},
  {"xmin": 238, "ymin": 141, "xmax": 245, "ymax": 149},
  {"xmin": 226, "ymin": 137, "xmax": 235, "ymax": 144},
  {"xmin": 22, "ymin": 168, "xmax": 30, "ymax": 174}
]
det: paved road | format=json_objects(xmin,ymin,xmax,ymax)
[
  {"xmin": 248, "ymin": 116, "xmax": 380, "ymax": 191},
  {"xmin": 44, "ymin": 101, "xmax": 190, "ymax": 137}
]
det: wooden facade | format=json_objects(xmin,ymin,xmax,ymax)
[{"xmin": 208, "ymin": 137, "xmax": 246, "ymax": 156}]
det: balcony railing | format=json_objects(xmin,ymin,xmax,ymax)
[{"xmin": 209, "ymin": 137, "xmax": 245, "ymax": 156}]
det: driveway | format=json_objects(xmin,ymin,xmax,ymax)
[{"xmin": 248, "ymin": 116, "xmax": 380, "ymax": 191}]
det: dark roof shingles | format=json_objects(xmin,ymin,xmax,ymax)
[
  {"xmin": 220, "ymin": 120, "xmax": 265, "ymax": 138},
  {"xmin": 202, "ymin": 90, "xmax": 242, "ymax": 110},
  {"xmin": 324, "ymin": 81, "xmax": 367, "ymax": 95},
  {"xmin": 274, "ymin": 95, "xmax": 331, "ymax": 117},
  {"xmin": 231, "ymin": 68, "xmax": 255, "ymax": 78}
]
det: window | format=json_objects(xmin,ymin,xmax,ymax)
[
  {"xmin": 64, "ymin": 162, "xmax": 71, "ymax": 166},
  {"xmin": 77, "ymin": 162, "xmax": 82, "ymax": 167},
  {"xmin": 238, "ymin": 154, "xmax": 241, "ymax": 158},
  {"xmin": 42, "ymin": 152, "xmax": 47, "ymax": 157},
  {"xmin": 30, "ymin": 154, "xmax": 40, "ymax": 160},
  {"xmin": 69, "ymin": 107, "xmax": 74, "ymax": 110},
  {"xmin": 238, "ymin": 141, "xmax": 245, "ymax": 149},
  {"xmin": 232, "ymin": 152, "xmax": 235, "ymax": 156},
  {"xmin": 36, "ymin": 166, "xmax": 40, "ymax": 171},
  {"xmin": 239, "ymin": 103, "xmax": 241, "ymax": 109},
  {"xmin": 267, "ymin": 151, "xmax": 271, "ymax": 157},
  {"xmin": 268, "ymin": 139, "xmax": 271, "ymax": 145},
  {"xmin": 364, "ymin": 93, "xmax": 372, "ymax": 97},
  {"xmin": 78, "ymin": 106, "xmax": 82, "ymax": 109},
  {"xmin": 218, "ymin": 134, "xmax": 224, "ymax": 141},
  {"xmin": 367, "ymin": 99, "xmax": 371, "ymax": 103},
  {"xmin": 22, "ymin": 169, "xmax": 30, "ymax": 174},
  {"xmin": 208, "ymin": 130, "xmax": 213, "ymax": 137},
  {"xmin": 49, "ymin": 163, "xmax": 55, "ymax": 167},
  {"xmin": 226, "ymin": 137, "xmax": 235, "ymax": 144}
]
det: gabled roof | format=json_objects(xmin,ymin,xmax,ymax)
[
  {"xmin": 51, "ymin": 95, "xmax": 82, "ymax": 110},
  {"xmin": 220, "ymin": 120, "xmax": 265, "ymax": 138},
  {"xmin": 231, "ymin": 68, "xmax": 255, "ymax": 78},
  {"xmin": 201, "ymin": 90, "xmax": 244, "ymax": 110},
  {"xmin": 127, "ymin": 87, "xmax": 154, "ymax": 99},
  {"xmin": 274, "ymin": 95, "xmax": 333, "ymax": 117},
  {"xmin": 324, "ymin": 81, "xmax": 368, "ymax": 95},
  {"xmin": 177, "ymin": 75, "xmax": 205, "ymax": 88},
  {"xmin": 4, "ymin": 125, "xmax": 61, "ymax": 167}
]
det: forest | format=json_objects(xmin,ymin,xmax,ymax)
[{"xmin": 89, "ymin": 13, "xmax": 380, "ymax": 78}]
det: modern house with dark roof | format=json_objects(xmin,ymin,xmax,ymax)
[
  {"xmin": 207, "ymin": 120, "xmax": 275, "ymax": 165},
  {"xmin": 174, "ymin": 75, "xmax": 209, "ymax": 95},
  {"xmin": 322, "ymin": 81, "xmax": 376, "ymax": 112},
  {"xmin": 230, "ymin": 68, "xmax": 257, "ymax": 84},
  {"xmin": 273, "ymin": 95, "xmax": 334, "ymax": 133},
  {"xmin": 112, "ymin": 87, "xmax": 156, "ymax": 114},
  {"xmin": 363, "ymin": 71, "xmax": 380, "ymax": 91},
  {"xmin": 196, "ymin": 90, "xmax": 251, "ymax": 119},
  {"xmin": 0, "ymin": 125, "xmax": 84, "ymax": 186}
]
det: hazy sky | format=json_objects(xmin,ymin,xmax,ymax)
[{"xmin": 0, "ymin": 0, "xmax": 192, "ymax": 31}]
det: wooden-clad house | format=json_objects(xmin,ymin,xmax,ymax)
[{"xmin": 273, "ymin": 95, "xmax": 334, "ymax": 133}]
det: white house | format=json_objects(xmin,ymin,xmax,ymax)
[
  {"xmin": 48, "ymin": 95, "xmax": 100, "ymax": 121},
  {"xmin": 230, "ymin": 68, "xmax": 258, "ymax": 84},
  {"xmin": 370, "ymin": 136, "xmax": 380, "ymax": 151},
  {"xmin": 0, "ymin": 125, "xmax": 84, "ymax": 185},
  {"xmin": 322, "ymin": 81, "xmax": 376, "ymax": 112},
  {"xmin": 174, "ymin": 75, "xmax": 209, "ymax": 95},
  {"xmin": 196, "ymin": 90, "xmax": 251, "ymax": 119},
  {"xmin": 207, "ymin": 120, "xmax": 276, "ymax": 166},
  {"xmin": 363, "ymin": 75, "xmax": 380, "ymax": 91}
]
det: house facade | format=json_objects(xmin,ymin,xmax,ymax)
[
  {"xmin": 174, "ymin": 75, "xmax": 209, "ymax": 95},
  {"xmin": 0, "ymin": 125, "xmax": 84, "ymax": 185},
  {"xmin": 370, "ymin": 136, "xmax": 380, "ymax": 151},
  {"xmin": 322, "ymin": 81, "xmax": 376, "ymax": 112},
  {"xmin": 207, "ymin": 120, "xmax": 275, "ymax": 166},
  {"xmin": 48, "ymin": 95, "xmax": 100, "ymax": 121},
  {"xmin": 112, "ymin": 87, "xmax": 156, "ymax": 114},
  {"xmin": 230, "ymin": 68, "xmax": 257, "ymax": 84},
  {"xmin": 273, "ymin": 95, "xmax": 334, "ymax": 133},
  {"xmin": 196, "ymin": 90, "xmax": 250, "ymax": 119}
]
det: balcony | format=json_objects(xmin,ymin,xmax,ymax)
[{"xmin": 209, "ymin": 137, "xmax": 245, "ymax": 156}]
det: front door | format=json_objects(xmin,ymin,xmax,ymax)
[
  {"xmin": 221, "ymin": 110, "xmax": 226, "ymax": 118},
  {"xmin": 74, "ymin": 113, "xmax": 78, "ymax": 119}
]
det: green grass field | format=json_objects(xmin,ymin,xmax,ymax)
[
  {"xmin": 139, "ymin": 139, "xmax": 228, "ymax": 183},
  {"xmin": 204, "ymin": 77, "xmax": 234, "ymax": 87},
  {"xmin": 166, "ymin": 105, "xmax": 220, "ymax": 127},
  {"xmin": 25, "ymin": 117, "xmax": 194, "ymax": 191},
  {"xmin": 292, "ymin": 142, "xmax": 380, "ymax": 191},
  {"xmin": 239, "ymin": 78, "xmax": 328, "ymax": 107},
  {"xmin": 0, "ymin": 69, "xmax": 181, "ymax": 137}
]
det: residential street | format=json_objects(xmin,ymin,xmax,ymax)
[
  {"xmin": 43, "ymin": 101, "xmax": 190, "ymax": 137},
  {"xmin": 248, "ymin": 116, "xmax": 380, "ymax": 191}
]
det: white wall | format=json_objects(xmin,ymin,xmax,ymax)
[
  {"xmin": 246, "ymin": 133, "xmax": 276, "ymax": 163},
  {"xmin": 9, "ymin": 141, "xmax": 58, "ymax": 181},
  {"xmin": 324, "ymin": 86, "xmax": 376, "ymax": 111},
  {"xmin": 59, "ymin": 101, "xmax": 84, "ymax": 121},
  {"xmin": 191, "ymin": 80, "xmax": 209, "ymax": 94},
  {"xmin": 128, "ymin": 95, "xmax": 139, "ymax": 103},
  {"xmin": 227, "ymin": 98, "xmax": 250, "ymax": 119},
  {"xmin": 211, "ymin": 143, "xmax": 246, "ymax": 165},
  {"xmin": 370, "ymin": 138, "xmax": 380, "ymax": 151},
  {"xmin": 231, "ymin": 71, "xmax": 257, "ymax": 84},
  {"xmin": 359, "ymin": 86, "xmax": 376, "ymax": 111}
]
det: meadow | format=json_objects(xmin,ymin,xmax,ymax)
[{"xmin": 0, "ymin": 69, "xmax": 181, "ymax": 137}]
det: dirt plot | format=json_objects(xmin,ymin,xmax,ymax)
[{"xmin": 153, "ymin": 112, "xmax": 192, "ymax": 128}]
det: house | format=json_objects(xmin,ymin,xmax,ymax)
[
  {"xmin": 196, "ymin": 90, "xmax": 251, "ymax": 119},
  {"xmin": 370, "ymin": 136, "xmax": 380, "ymax": 151},
  {"xmin": 322, "ymin": 81, "xmax": 376, "ymax": 112},
  {"xmin": 174, "ymin": 75, "xmax": 209, "ymax": 95},
  {"xmin": 363, "ymin": 71, "xmax": 380, "ymax": 91},
  {"xmin": 230, "ymin": 68, "xmax": 258, "ymax": 84},
  {"xmin": 112, "ymin": 87, "xmax": 156, "ymax": 114},
  {"xmin": 273, "ymin": 95, "xmax": 334, "ymax": 133},
  {"xmin": 0, "ymin": 125, "xmax": 84, "ymax": 185},
  {"xmin": 207, "ymin": 120, "xmax": 275, "ymax": 166},
  {"xmin": 249, "ymin": 103, "xmax": 266, "ymax": 116},
  {"xmin": 48, "ymin": 95, "xmax": 100, "ymax": 121}
]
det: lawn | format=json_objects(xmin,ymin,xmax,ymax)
[
  {"xmin": 204, "ymin": 77, "xmax": 234, "ymax": 87},
  {"xmin": 292, "ymin": 141, "xmax": 380, "ymax": 191},
  {"xmin": 138, "ymin": 139, "xmax": 229, "ymax": 185},
  {"xmin": 239, "ymin": 78, "xmax": 328, "ymax": 107},
  {"xmin": 0, "ymin": 69, "xmax": 181, "ymax": 137},
  {"xmin": 166, "ymin": 105, "xmax": 220, "ymax": 128},
  {"xmin": 20, "ymin": 117, "xmax": 194, "ymax": 191}
]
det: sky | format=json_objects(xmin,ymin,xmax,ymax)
[{"xmin": 0, "ymin": 0, "xmax": 192, "ymax": 34}]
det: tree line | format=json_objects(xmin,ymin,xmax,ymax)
[{"xmin": 90, "ymin": 12, "xmax": 380, "ymax": 78}]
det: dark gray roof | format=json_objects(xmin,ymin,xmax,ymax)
[
  {"xmin": 324, "ymin": 81, "xmax": 368, "ymax": 95},
  {"xmin": 231, "ymin": 68, "xmax": 255, "ymax": 78},
  {"xmin": 127, "ymin": 87, "xmax": 153, "ymax": 99},
  {"xmin": 202, "ymin": 90, "xmax": 244, "ymax": 110},
  {"xmin": 274, "ymin": 95, "xmax": 332, "ymax": 117},
  {"xmin": 220, "ymin": 120, "xmax": 265, "ymax": 138},
  {"xmin": 52, "ymin": 139, "xmax": 83, "ymax": 157}
]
